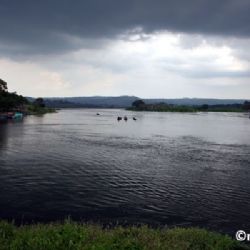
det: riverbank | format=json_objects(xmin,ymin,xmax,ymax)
[
  {"xmin": 27, "ymin": 104, "xmax": 56, "ymax": 115},
  {"xmin": 0, "ymin": 221, "xmax": 248, "ymax": 250},
  {"xmin": 0, "ymin": 107, "xmax": 56, "ymax": 122},
  {"xmin": 127, "ymin": 105, "xmax": 246, "ymax": 113},
  {"xmin": 0, "ymin": 88, "xmax": 56, "ymax": 117},
  {"xmin": 127, "ymin": 100, "xmax": 250, "ymax": 113}
]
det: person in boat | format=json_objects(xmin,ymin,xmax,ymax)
[
  {"xmin": 133, "ymin": 117, "xmax": 137, "ymax": 121},
  {"xmin": 117, "ymin": 116, "xmax": 122, "ymax": 121},
  {"xmin": 124, "ymin": 116, "xmax": 128, "ymax": 121}
]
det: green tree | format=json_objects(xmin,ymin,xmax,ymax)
[
  {"xmin": 0, "ymin": 79, "xmax": 28, "ymax": 111},
  {"xmin": 132, "ymin": 99, "xmax": 145, "ymax": 108},
  {"xmin": 243, "ymin": 101, "xmax": 250, "ymax": 111},
  {"xmin": 0, "ymin": 78, "xmax": 8, "ymax": 92},
  {"xmin": 0, "ymin": 92, "xmax": 28, "ymax": 111},
  {"xmin": 201, "ymin": 104, "xmax": 209, "ymax": 110},
  {"xmin": 34, "ymin": 98, "xmax": 45, "ymax": 108}
]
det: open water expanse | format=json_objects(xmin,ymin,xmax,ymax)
[{"xmin": 0, "ymin": 109, "xmax": 250, "ymax": 235}]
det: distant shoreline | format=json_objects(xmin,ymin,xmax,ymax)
[
  {"xmin": 127, "ymin": 105, "xmax": 249, "ymax": 113},
  {"xmin": 127, "ymin": 108, "xmax": 247, "ymax": 113},
  {"xmin": 27, "ymin": 96, "xmax": 250, "ymax": 109}
]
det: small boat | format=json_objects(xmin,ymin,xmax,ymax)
[
  {"xmin": 133, "ymin": 117, "xmax": 137, "ymax": 121},
  {"xmin": 96, "ymin": 113, "xmax": 100, "ymax": 116},
  {"xmin": 12, "ymin": 112, "xmax": 23, "ymax": 120},
  {"xmin": 124, "ymin": 116, "xmax": 128, "ymax": 121}
]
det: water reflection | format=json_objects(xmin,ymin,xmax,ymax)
[{"xmin": 0, "ymin": 124, "xmax": 8, "ymax": 149}]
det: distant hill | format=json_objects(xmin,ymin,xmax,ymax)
[
  {"xmin": 43, "ymin": 96, "xmax": 139, "ymax": 108},
  {"xmin": 27, "ymin": 96, "xmax": 247, "ymax": 108}
]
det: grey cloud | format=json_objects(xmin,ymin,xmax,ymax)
[
  {"xmin": 182, "ymin": 69, "xmax": 250, "ymax": 79},
  {"xmin": 0, "ymin": 0, "xmax": 250, "ymax": 55},
  {"xmin": 159, "ymin": 58, "xmax": 250, "ymax": 79}
]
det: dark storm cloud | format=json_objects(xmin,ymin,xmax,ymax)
[{"xmin": 0, "ymin": 0, "xmax": 250, "ymax": 55}]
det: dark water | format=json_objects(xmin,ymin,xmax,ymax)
[{"xmin": 0, "ymin": 109, "xmax": 250, "ymax": 235}]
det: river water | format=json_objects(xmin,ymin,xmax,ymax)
[{"xmin": 0, "ymin": 109, "xmax": 250, "ymax": 235}]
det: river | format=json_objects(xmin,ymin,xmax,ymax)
[{"xmin": 0, "ymin": 109, "xmax": 250, "ymax": 235}]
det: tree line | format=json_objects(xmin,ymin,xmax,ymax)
[
  {"xmin": 131, "ymin": 99, "xmax": 250, "ymax": 112},
  {"xmin": 0, "ymin": 78, "xmax": 46, "ymax": 112}
]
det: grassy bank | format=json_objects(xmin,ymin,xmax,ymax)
[
  {"xmin": 0, "ymin": 221, "xmax": 248, "ymax": 250},
  {"xmin": 27, "ymin": 105, "xmax": 56, "ymax": 115}
]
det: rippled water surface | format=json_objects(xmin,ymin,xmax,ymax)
[{"xmin": 0, "ymin": 109, "xmax": 250, "ymax": 234}]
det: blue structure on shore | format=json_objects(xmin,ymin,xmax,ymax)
[{"xmin": 0, "ymin": 112, "xmax": 24, "ymax": 122}]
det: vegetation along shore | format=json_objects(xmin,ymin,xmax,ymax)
[
  {"xmin": 0, "ymin": 220, "xmax": 249, "ymax": 250},
  {"xmin": 0, "ymin": 78, "xmax": 55, "ymax": 120},
  {"xmin": 128, "ymin": 100, "xmax": 250, "ymax": 113}
]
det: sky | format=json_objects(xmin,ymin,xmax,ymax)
[{"xmin": 0, "ymin": 0, "xmax": 250, "ymax": 98}]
